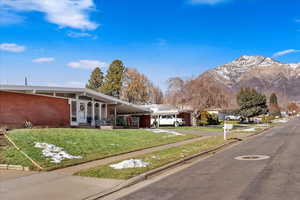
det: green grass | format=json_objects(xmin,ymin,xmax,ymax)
[
  {"xmin": 160, "ymin": 126, "xmax": 223, "ymax": 132},
  {"xmin": 76, "ymin": 136, "xmax": 226, "ymax": 180},
  {"xmin": 0, "ymin": 144, "xmax": 34, "ymax": 167},
  {"xmin": 2, "ymin": 128, "xmax": 197, "ymax": 170}
]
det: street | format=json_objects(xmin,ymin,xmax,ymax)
[{"xmin": 117, "ymin": 118, "xmax": 300, "ymax": 200}]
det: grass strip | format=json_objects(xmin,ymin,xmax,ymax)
[{"xmin": 75, "ymin": 136, "xmax": 226, "ymax": 180}]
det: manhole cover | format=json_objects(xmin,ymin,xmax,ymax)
[{"xmin": 234, "ymin": 155, "xmax": 270, "ymax": 161}]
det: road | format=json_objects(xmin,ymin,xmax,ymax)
[{"xmin": 117, "ymin": 118, "xmax": 300, "ymax": 200}]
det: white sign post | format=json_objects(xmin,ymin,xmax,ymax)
[{"xmin": 223, "ymin": 123, "xmax": 233, "ymax": 140}]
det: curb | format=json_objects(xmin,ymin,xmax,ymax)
[
  {"xmin": 83, "ymin": 139, "xmax": 239, "ymax": 200},
  {"xmin": 0, "ymin": 164, "xmax": 30, "ymax": 171}
]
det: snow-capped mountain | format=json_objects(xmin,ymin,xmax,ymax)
[
  {"xmin": 213, "ymin": 56, "xmax": 282, "ymax": 82},
  {"xmin": 195, "ymin": 55, "xmax": 300, "ymax": 107}
]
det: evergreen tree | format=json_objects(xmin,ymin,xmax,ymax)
[
  {"xmin": 269, "ymin": 93, "xmax": 278, "ymax": 105},
  {"xmin": 86, "ymin": 67, "xmax": 104, "ymax": 91},
  {"xmin": 269, "ymin": 93, "xmax": 281, "ymax": 117},
  {"xmin": 101, "ymin": 60, "xmax": 125, "ymax": 98},
  {"xmin": 237, "ymin": 87, "xmax": 268, "ymax": 120}
]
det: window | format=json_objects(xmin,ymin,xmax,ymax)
[{"xmin": 71, "ymin": 101, "xmax": 77, "ymax": 122}]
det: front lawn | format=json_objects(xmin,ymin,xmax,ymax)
[
  {"xmin": 76, "ymin": 136, "xmax": 226, "ymax": 180},
  {"xmin": 0, "ymin": 141, "xmax": 33, "ymax": 168},
  {"xmin": 2, "ymin": 128, "xmax": 197, "ymax": 170}
]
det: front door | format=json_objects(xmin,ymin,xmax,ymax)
[{"xmin": 78, "ymin": 102, "xmax": 87, "ymax": 123}]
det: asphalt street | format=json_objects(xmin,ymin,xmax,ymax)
[{"xmin": 118, "ymin": 118, "xmax": 300, "ymax": 200}]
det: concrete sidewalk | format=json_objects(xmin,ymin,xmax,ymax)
[{"xmin": 0, "ymin": 170, "xmax": 124, "ymax": 200}]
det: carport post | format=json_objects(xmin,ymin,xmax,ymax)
[{"xmin": 114, "ymin": 106, "xmax": 117, "ymax": 126}]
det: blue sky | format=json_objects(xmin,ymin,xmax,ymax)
[{"xmin": 1, "ymin": 0, "xmax": 300, "ymax": 90}]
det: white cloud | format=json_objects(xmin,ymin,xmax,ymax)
[
  {"xmin": 68, "ymin": 60, "xmax": 107, "ymax": 70},
  {"xmin": 67, "ymin": 31, "xmax": 98, "ymax": 39},
  {"xmin": 32, "ymin": 57, "xmax": 55, "ymax": 63},
  {"xmin": 273, "ymin": 49, "xmax": 300, "ymax": 58},
  {"xmin": 0, "ymin": 0, "xmax": 98, "ymax": 30},
  {"xmin": 67, "ymin": 31, "xmax": 92, "ymax": 38},
  {"xmin": 0, "ymin": 43, "xmax": 26, "ymax": 52},
  {"xmin": 0, "ymin": 10, "xmax": 24, "ymax": 25},
  {"xmin": 189, "ymin": 0, "xmax": 227, "ymax": 5}
]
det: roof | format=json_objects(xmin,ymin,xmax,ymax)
[
  {"xmin": 0, "ymin": 84, "xmax": 150, "ymax": 114},
  {"xmin": 141, "ymin": 104, "xmax": 193, "ymax": 115}
]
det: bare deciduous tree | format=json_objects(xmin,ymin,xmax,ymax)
[{"xmin": 121, "ymin": 68, "xmax": 163, "ymax": 104}]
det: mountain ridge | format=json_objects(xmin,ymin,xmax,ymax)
[{"xmin": 196, "ymin": 55, "xmax": 300, "ymax": 107}]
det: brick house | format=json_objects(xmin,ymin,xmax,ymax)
[{"xmin": 0, "ymin": 85, "xmax": 151, "ymax": 128}]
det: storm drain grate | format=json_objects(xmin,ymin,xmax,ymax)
[{"xmin": 234, "ymin": 155, "xmax": 270, "ymax": 161}]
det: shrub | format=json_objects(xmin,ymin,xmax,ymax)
[
  {"xmin": 262, "ymin": 115, "xmax": 275, "ymax": 123},
  {"xmin": 197, "ymin": 111, "xmax": 220, "ymax": 126},
  {"xmin": 24, "ymin": 121, "xmax": 33, "ymax": 129}
]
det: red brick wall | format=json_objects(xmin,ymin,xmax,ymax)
[
  {"xmin": 0, "ymin": 91, "xmax": 70, "ymax": 128},
  {"xmin": 178, "ymin": 112, "xmax": 191, "ymax": 126}
]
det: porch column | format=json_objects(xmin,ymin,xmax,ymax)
[
  {"xmin": 105, "ymin": 104, "xmax": 108, "ymax": 119},
  {"xmin": 91, "ymin": 100, "xmax": 95, "ymax": 126},
  {"xmin": 114, "ymin": 105, "xmax": 117, "ymax": 126},
  {"xmin": 99, "ymin": 103, "xmax": 102, "ymax": 121},
  {"xmin": 84, "ymin": 102, "xmax": 88, "ymax": 123},
  {"xmin": 69, "ymin": 99, "xmax": 72, "ymax": 126},
  {"xmin": 76, "ymin": 95, "xmax": 79, "ymax": 125}
]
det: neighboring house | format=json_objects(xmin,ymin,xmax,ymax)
[
  {"xmin": 141, "ymin": 104, "xmax": 193, "ymax": 126},
  {"xmin": 0, "ymin": 85, "xmax": 151, "ymax": 129}
]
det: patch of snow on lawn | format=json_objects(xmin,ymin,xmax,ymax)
[
  {"xmin": 34, "ymin": 142, "xmax": 82, "ymax": 163},
  {"xmin": 110, "ymin": 159, "xmax": 149, "ymax": 169},
  {"xmin": 256, "ymin": 124, "xmax": 269, "ymax": 127},
  {"xmin": 272, "ymin": 119, "xmax": 288, "ymax": 123},
  {"xmin": 146, "ymin": 129, "xmax": 185, "ymax": 136},
  {"xmin": 241, "ymin": 128, "xmax": 256, "ymax": 132}
]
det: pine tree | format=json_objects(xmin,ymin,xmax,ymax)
[
  {"xmin": 269, "ymin": 93, "xmax": 278, "ymax": 105},
  {"xmin": 237, "ymin": 87, "xmax": 268, "ymax": 120},
  {"xmin": 86, "ymin": 67, "xmax": 104, "ymax": 91},
  {"xmin": 101, "ymin": 60, "xmax": 125, "ymax": 98},
  {"xmin": 269, "ymin": 93, "xmax": 281, "ymax": 117}
]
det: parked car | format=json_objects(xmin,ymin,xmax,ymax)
[
  {"xmin": 225, "ymin": 115, "xmax": 242, "ymax": 121},
  {"xmin": 151, "ymin": 115, "xmax": 184, "ymax": 127}
]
